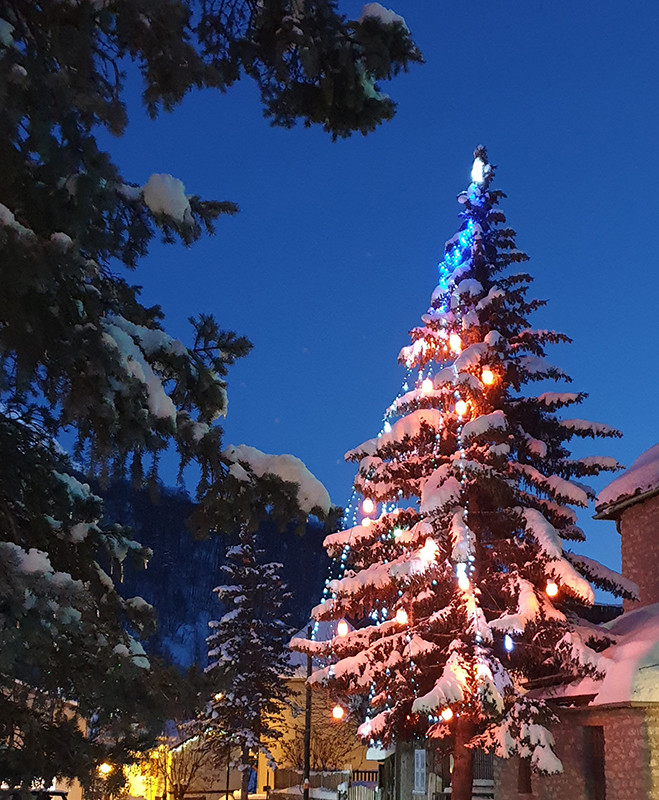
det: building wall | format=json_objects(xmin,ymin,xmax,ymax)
[
  {"xmin": 494, "ymin": 706, "xmax": 657, "ymax": 800},
  {"xmin": 620, "ymin": 493, "xmax": 659, "ymax": 610}
]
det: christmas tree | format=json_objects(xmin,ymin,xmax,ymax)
[
  {"xmin": 293, "ymin": 148, "xmax": 638, "ymax": 800},
  {"xmin": 206, "ymin": 529, "xmax": 294, "ymax": 800}
]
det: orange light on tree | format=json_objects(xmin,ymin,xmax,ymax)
[
  {"xmin": 395, "ymin": 608, "xmax": 408, "ymax": 625},
  {"xmin": 440, "ymin": 707, "xmax": 454, "ymax": 722},
  {"xmin": 481, "ymin": 367, "xmax": 495, "ymax": 385},
  {"xmin": 546, "ymin": 580, "xmax": 559, "ymax": 597},
  {"xmin": 362, "ymin": 497, "xmax": 374, "ymax": 515},
  {"xmin": 421, "ymin": 377, "xmax": 433, "ymax": 394},
  {"xmin": 455, "ymin": 399, "xmax": 468, "ymax": 416},
  {"xmin": 449, "ymin": 333, "xmax": 462, "ymax": 353},
  {"xmin": 337, "ymin": 619, "xmax": 349, "ymax": 637},
  {"xmin": 332, "ymin": 704, "xmax": 345, "ymax": 720},
  {"xmin": 98, "ymin": 763, "xmax": 113, "ymax": 776}
]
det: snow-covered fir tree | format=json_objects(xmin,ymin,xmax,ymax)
[
  {"xmin": 206, "ymin": 530, "xmax": 294, "ymax": 800},
  {"xmin": 293, "ymin": 148, "xmax": 638, "ymax": 800},
  {"xmin": 0, "ymin": 0, "xmax": 410, "ymax": 787}
]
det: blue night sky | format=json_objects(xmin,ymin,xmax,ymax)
[{"xmin": 106, "ymin": 1, "xmax": 659, "ymax": 591}]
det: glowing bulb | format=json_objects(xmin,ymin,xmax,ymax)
[
  {"xmin": 337, "ymin": 619, "xmax": 349, "ymax": 637},
  {"xmin": 504, "ymin": 634, "xmax": 514, "ymax": 652},
  {"xmin": 362, "ymin": 497, "xmax": 374, "ymax": 515},
  {"xmin": 332, "ymin": 704, "xmax": 345, "ymax": 720},
  {"xmin": 421, "ymin": 377, "xmax": 433, "ymax": 394},
  {"xmin": 449, "ymin": 333, "xmax": 462, "ymax": 353},
  {"xmin": 458, "ymin": 573, "xmax": 470, "ymax": 591},
  {"xmin": 419, "ymin": 537, "xmax": 438, "ymax": 565},
  {"xmin": 471, "ymin": 158, "xmax": 485, "ymax": 184},
  {"xmin": 440, "ymin": 707, "xmax": 454, "ymax": 722},
  {"xmin": 546, "ymin": 580, "xmax": 559, "ymax": 598},
  {"xmin": 362, "ymin": 518, "xmax": 371, "ymax": 528},
  {"xmin": 214, "ymin": 692, "xmax": 224, "ymax": 701},
  {"xmin": 392, "ymin": 527, "xmax": 404, "ymax": 541},
  {"xmin": 384, "ymin": 421, "xmax": 392, "ymax": 433},
  {"xmin": 98, "ymin": 763, "xmax": 113, "ymax": 776},
  {"xmin": 395, "ymin": 608, "xmax": 408, "ymax": 625},
  {"xmin": 455, "ymin": 400, "xmax": 468, "ymax": 417},
  {"xmin": 481, "ymin": 367, "xmax": 494, "ymax": 385}
]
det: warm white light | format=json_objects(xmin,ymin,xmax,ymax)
[
  {"xmin": 362, "ymin": 497, "xmax": 375, "ymax": 515},
  {"xmin": 546, "ymin": 580, "xmax": 559, "ymax": 598},
  {"xmin": 362, "ymin": 517, "xmax": 371, "ymax": 528},
  {"xmin": 337, "ymin": 619, "xmax": 349, "ymax": 637},
  {"xmin": 392, "ymin": 527, "xmax": 404, "ymax": 540},
  {"xmin": 449, "ymin": 333, "xmax": 462, "ymax": 353},
  {"xmin": 98, "ymin": 763, "xmax": 113, "ymax": 776},
  {"xmin": 332, "ymin": 704, "xmax": 345, "ymax": 720},
  {"xmin": 419, "ymin": 537, "xmax": 438, "ymax": 564},
  {"xmin": 471, "ymin": 158, "xmax": 485, "ymax": 184},
  {"xmin": 455, "ymin": 400, "xmax": 468, "ymax": 417},
  {"xmin": 458, "ymin": 573, "xmax": 470, "ymax": 591},
  {"xmin": 214, "ymin": 692, "xmax": 224, "ymax": 701},
  {"xmin": 440, "ymin": 707, "xmax": 454, "ymax": 722},
  {"xmin": 395, "ymin": 608, "xmax": 408, "ymax": 625},
  {"xmin": 481, "ymin": 367, "xmax": 494, "ymax": 385},
  {"xmin": 421, "ymin": 377, "xmax": 433, "ymax": 394}
]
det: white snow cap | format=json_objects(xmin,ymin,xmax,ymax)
[
  {"xmin": 143, "ymin": 173, "xmax": 192, "ymax": 224},
  {"xmin": 596, "ymin": 442, "xmax": 659, "ymax": 510},
  {"xmin": 359, "ymin": 3, "xmax": 407, "ymax": 29},
  {"xmin": 223, "ymin": 444, "xmax": 331, "ymax": 515}
]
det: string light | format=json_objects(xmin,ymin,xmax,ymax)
[
  {"xmin": 449, "ymin": 333, "xmax": 462, "ymax": 353},
  {"xmin": 362, "ymin": 497, "xmax": 374, "ymax": 515},
  {"xmin": 395, "ymin": 608, "xmax": 408, "ymax": 625},
  {"xmin": 362, "ymin": 518, "xmax": 371, "ymax": 528},
  {"xmin": 546, "ymin": 580, "xmax": 559, "ymax": 598},
  {"xmin": 332, "ymin": 704, "xmax": 345, "ymax": 720},
  {"xmin": 337, "ymin": 619, "xmax": 349, "ymax": 637},
  {"xmin": 481, "ymin": 367, "xmax": 494, "ymax": 385},
  {"xmin": 455, "ymin": 399, "xmax": 468, "ymax": 417},
  {"xmin": 440, "ymin": 707, "xmax": 454, "ymax": 722},
  {"xmin": 504, "ymin": 634, "xmax": 514, "ymax": 652},
  {"xmin": 98, "ymin": 763, "xmax": 113, "ymax": 776},
  {"xmin": 421, "ymin": 377, "xmax": 433, "ymax": 394}
]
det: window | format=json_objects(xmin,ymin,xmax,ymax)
[
  {"xmin": 517, "ymin": 758, "xmax": 532, "ymax": 794},
  {"xmin": 413, "ymin": 748, "xmax": 426, "ymax": 794},
  {"xmin": 584, "ymin": 725, "xmax": 606, "ymax": 800}
]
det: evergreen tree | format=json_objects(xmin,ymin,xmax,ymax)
[
  {"xmin": 0, "ymin": 0, "xmax": 413, "ymax": 786},
  {"xmin": 294, "ymin": 148, "xmax": 638, "ymax": 800},
  {"xmin": 205, "ymin": 530, "xmax": 294, "ymax": 800}
]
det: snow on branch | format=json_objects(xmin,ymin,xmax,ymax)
[
  {"xmin": 461, "ymin": 410, "xmax": 507, "ymax": 442},
  {"xmin": 143, "ymin": 173, "xmax": 192, "ymax": 224},
  {"xmin": 559, "ymin": 419, "xmax": 621, "ymax": 439},
  {"xmin": 565, "ymin": 552, "xmax": 639, "ymax": 600},
  {"xmin": 222, "ymin": 444, "xmax": 331, "ymax": 515},
  {"xmin": 359, "ymin": 3, "xmax": 408, "ymax": 29},
  {"xmin": 411, "ymin": 652, "xmax": 467, "ymax": 713}
]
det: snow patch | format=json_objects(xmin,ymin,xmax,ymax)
[{"xmin": 143, "ymin": 173, "xmax": 192, "ymax": 223}]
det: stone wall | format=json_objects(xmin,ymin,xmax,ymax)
[
  {"xmin": 620, "ymin": 492, "xmax": 659, "ymax": 610},
  {"xmin": 494, "ymin": 705, "xmax": 656, "ymax": 800}
]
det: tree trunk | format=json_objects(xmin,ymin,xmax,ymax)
[
  {"xmin": 451, "ymin": 715, "xmax": 476, "ymax": 800},
  {"xmin": 241, "ymin": 745, "xmax": 251, "ymax": 800}
]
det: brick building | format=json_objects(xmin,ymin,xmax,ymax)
[{"xmin": 494, "ymin": 442, "xmax": 659, "ymax": 800}]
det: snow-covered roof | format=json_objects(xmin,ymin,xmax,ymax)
[
  {"xmin": 541, "ymin": 603, "xmax": 659, "ymax": 707},
  {"xmin": 595, "ymin": 443, "xmax": 659, "ymax": 518}
]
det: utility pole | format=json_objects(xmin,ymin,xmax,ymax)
[{"xmin": 303, "ymin": 625, "xmax": 312, "ymax": 800}]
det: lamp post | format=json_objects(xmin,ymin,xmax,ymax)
[{"xmin": 303, "ymin": 626, "xmax": 312, "ymax": 800}]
